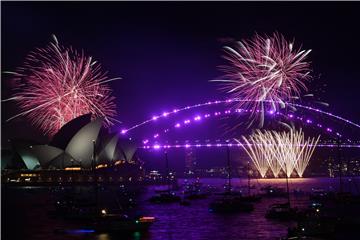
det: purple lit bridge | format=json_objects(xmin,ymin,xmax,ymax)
[{"xmin": 120, "ymin": 99, "xmax": 360, "ymax": 150}]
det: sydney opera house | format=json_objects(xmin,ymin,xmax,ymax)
[{"xmin": 1, "ymin": 114, "xmax": 144, "ymax": 185}]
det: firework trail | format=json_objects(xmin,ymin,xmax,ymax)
[
  {"xmin": 294, "ymin": 133, "xmax": 320, "ymax": 177},
  {"xmin": 241, "ymin": 131, "xmax": 270, "ymax": 177},
  {"xmin": 3, "ymin": 35, "xmax": 120, "ymax": 136},
  {"xmin": 212, "ymin": 32, "xmax": 312, "ymax": 127},
  {"xmin": 240, "ymin": 128, "xmax": 320, "ymax": 178}
]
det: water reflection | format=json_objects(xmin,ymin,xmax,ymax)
[{"xmin": 3, "ymin": 177, "xmax": 359, "ymax": 240}]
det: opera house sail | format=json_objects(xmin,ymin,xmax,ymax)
[{"xmin": 1, "ymin": 114, "xmax": 144, "ymax": 185}]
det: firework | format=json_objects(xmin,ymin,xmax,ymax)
[
  {"xmin": 241, "ymin": 129, "xmax": 319, "ymax": 178},
  {"xmin": 259, "ymin": 131, "xmax": 283, "ymax": 177},
  {"xmin": 212, "ymin": 33, "xmax": 312, "ymax": 126},
  {"xmin": 241, "ymin": 132, "xmax": 270, "ymax": 177},
  {"xmin": 294, "ymin": 134, "xmax": 320, "ymax": 177},
  {"xmin": 4, "ymin": 35, "xmax": 120, "ymax": 136},
  {"xmin": 271, "ymin": 130, "xmax": 301, "ymax": 177}
]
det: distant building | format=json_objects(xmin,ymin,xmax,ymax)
[{"xmin": 184, "ymin": 147, "xmax": 197, "ymax": 177}]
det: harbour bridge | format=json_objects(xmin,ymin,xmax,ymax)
[{"xmin": 120, "ymin": 98, "xmax": 360, "ymax": 150}]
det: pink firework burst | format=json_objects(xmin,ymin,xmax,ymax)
[
  {"xmin": 212, "ymin": 32, "xmax": 312, "ymax": 126},
  {"xmin": 5, "ymin": 35, "xmax": 120, "ymax": 136}
]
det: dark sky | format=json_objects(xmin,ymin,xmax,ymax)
[{"xmin": 2, "ymin": 2, "xmax": 360, "ymax": 155}]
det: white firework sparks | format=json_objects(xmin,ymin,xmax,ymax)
[{"xmin": 240, "ymin": 128, "xmax": 320, "ymax": 178}]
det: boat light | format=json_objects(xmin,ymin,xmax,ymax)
[{"xmin": 139, "ymin": 216, "xmax": 155, "ymax": 223}]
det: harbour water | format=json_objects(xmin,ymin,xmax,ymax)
[{"xmin": 3, "ymin": 177, "xmax": 359, "ymax": 240}]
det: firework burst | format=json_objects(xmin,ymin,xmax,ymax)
[
  {"xmin": 212, "ymin": 32, "xmax": 312, "ymax": 127},
  {"xmin": 4, "ymin": 35, "xmax": 120, "ymax": 136}
]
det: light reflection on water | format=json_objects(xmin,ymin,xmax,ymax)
[{"xmin": 3, "ymin": 177, "xmax": 360, "ymax": 240}]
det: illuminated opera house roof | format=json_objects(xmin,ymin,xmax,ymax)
[{"xmin": 2, "ymin": 114, "xmax": 138, "ymax": 170}]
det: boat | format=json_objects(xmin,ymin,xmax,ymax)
[
  {"xmin": 209, "ymin": 146, "xmax": 254, "ymax": 213},
  {"xmin": 52, "ymin": 190, "xmax": 155, "ymax": 232},
  {"xmin": 209, "ymin": 194, "xmax": 254, "ymax": 213},
  {"xmin": 183, "ymin": 180, "xmax": 209, "ymax": 200},
  {"xmin": 149, "ymin": 190, "xmax": 181, "ymax": 203},
  {"xmin": 149, "ymin": 151, "xmax": 181, "ymax": 204},
  {"xmin": 260, "ymin": 185, "xmax": 287, "ymax": 198},
  {"xmin": 266, "ymin": 163, "xmax": 298, "ymax": 221},
  {"xmin": 265, "ymin": 202, "xmax": 298, "ymax": 220},
  {"xmin": 241, "ymin": 161, "xmax": 262, "ymax": 202},
  {"xmin": 54, "ymin": 209, "xmax": 155, "ymax": 234},
  {"xmin": 309, "ymin": 188, "xmax": 334, "ymax": 201},
  {"xmin": 287, "ymin": 159, "xmax": 360, "ymax": 239},
  {"xmin": 93, "ymin": 212, "xmax": 155, "ymax": 233}
]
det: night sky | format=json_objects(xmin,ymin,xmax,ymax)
[{"xmin": 2, "ymin": 2, "xmax": 360, "ymax": 170}]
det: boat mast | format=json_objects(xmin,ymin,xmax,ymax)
[
  {"xmin": 337, "ymin": 137, "xmax": 343, "ymax": 194},
  {"xmin": 284, "ymin": 161, "xmax": 290, "ymax": 207},
  {"xmin": 226, "ymin": 145, "xmax": 231, "ymax": 193},
  {"xmin": 165, "ymin": 151, "xmax": 170, "ymax": 191}
]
